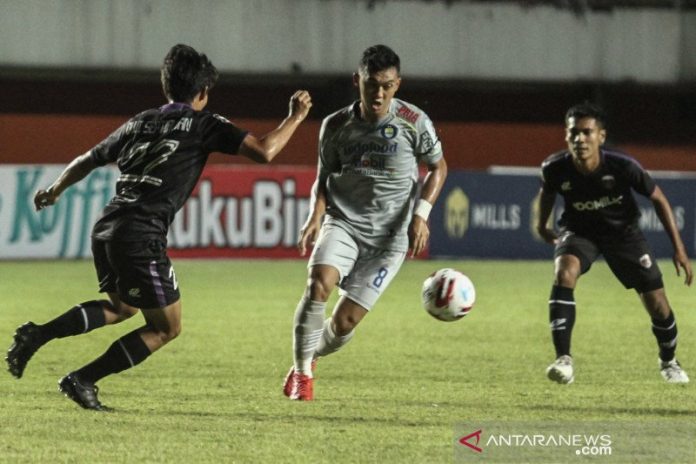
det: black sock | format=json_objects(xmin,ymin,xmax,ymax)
[
  {"xmin": 74, "ymin": 330, "xmax": 152, "ymax": 384},
  {"xmin": 549, "ymin": 285, "xmax": 576, "ymax": 358},
  {"xmin": 651, "ymin": 311, "xmax": 678, "ymax": 362},
  {"xmin": 38, "ymin": 300, "xmax": 109, "ymax": 344}
]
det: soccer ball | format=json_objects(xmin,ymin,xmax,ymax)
[{"xmin": 421, "ymin": 268, "xmax": 476, "ymax": 322}]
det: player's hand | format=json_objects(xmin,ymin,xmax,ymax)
[
  {"xmin": 536, "ymin": 226, "xmax": 558, "ymax": 245},
  {"xmin": 288, "ymin": 90, "xmax": 312, "ymax": 123},
  {"xmin": 408, "ymin": 216, "xmax": 430, "ymax": 258},
  {"xmin": 673, "ymin": 249, "xmax": 693, "ymax": 286},
  {"xmin": 298, "ymin": 217, "xmax": 321, "ymax": 257},
  {"xmin": 34, "ymin": 188, "xmax": 59, "ymax": 211}
]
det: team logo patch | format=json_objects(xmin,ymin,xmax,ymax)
[
  {"xmin": 380, "ymin": 124, "xmax": 398, "ymax": 139},
  {"xmin": 601, "ymin": 175, "xmax": 616, "ymax": 190},
  {"xmin": 639, "ymin": 254, "xmax": 652, "ymax": 269},
  {"xmin": 128, "ymin": 288, "xmax": 141, "ymax": 298}
]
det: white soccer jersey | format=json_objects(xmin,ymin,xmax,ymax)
[{"xmin": 317, "ymin": 98, "xmax": 444, "ymax": 251}]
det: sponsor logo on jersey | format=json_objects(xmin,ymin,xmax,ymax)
[
  {"xmin": 128, "ymin": 288, "xmax": 141, "ymax": 298},
  {"xmin": 396, "ymin": 105, "xmax": 420, "ymax": 124},
  {"xmin": 639, "ymin": 254, "xmax": 652, "ymax": 269},
  {"xmin": 351, "ymin": 157, "xmax": 387, "ymax": 170},
  {"xmin": 420, "ymin": 132, "xmax": 435, "ymax": 153},
  {"xmin": 344, "ymin": 141, "xmax": 398, "ymax": 157},
  {"xmin": 380, "ymin": 124, "xmax": 398, "ymax": 139},
  {"xmin": 572, "ymin": 195, "xmax": 623, "ymax": 211},
  {"xmin": 601, "ymin": 175, "xmax": 616, "ymax": 190},
  {"xmin": 561, "ymin": 181, "xmax": 572, "ymax": 191}
]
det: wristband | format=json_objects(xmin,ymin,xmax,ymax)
[{"xmin": 413, "ymin": 199, "xmax": 432, "ymax": 220}]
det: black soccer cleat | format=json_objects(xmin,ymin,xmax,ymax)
[
  {"xmin": 58, "ymin": 373, "xmax": 112, "ymax": 412},
  {"xmin": 6, "ymin": 322, "xmax": 43, "ymax": 379}
]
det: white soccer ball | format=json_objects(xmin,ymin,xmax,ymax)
[{"xmin": 421, "ymin": 268, "xmax": 476, "ymax": 322}]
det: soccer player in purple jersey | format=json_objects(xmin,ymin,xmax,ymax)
[
  {"xmin": 536, "ymin": 102, "xmax": 692, "ymax": 385},
  {"xmin": 5, "ymin": 44, "xmax": 312, "ymax": 410}
]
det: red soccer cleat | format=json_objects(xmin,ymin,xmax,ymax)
[
  {"xmin": 289, "ymin": 373, "xmax": 314, "ymax": 401},
  {"xmin": 283, "ymin": 359, "xmax": 317, "ymax": 398}
]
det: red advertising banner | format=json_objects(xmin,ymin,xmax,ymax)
[{"xmin": 168, "ymin": 165, "xmax": 316, "ymax": 259}]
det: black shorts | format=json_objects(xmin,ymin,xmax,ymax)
[
  {"xmin": 92, "ymin": 238, "xmax": 180, "ymax": 308},
  {"xmin": 554, "ymin": 229, "xmax": 663, "ymax": 292}
]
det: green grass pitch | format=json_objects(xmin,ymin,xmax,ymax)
[{"xmin": 0, "ymin": 259, "xmax": 693, "ymax": 463}]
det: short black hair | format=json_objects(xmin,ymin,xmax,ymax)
[
  {"xmin": 359, "ymin": 44, "xmax": 400, "ymax": 75},
  {"xmin": 565, "ymin": 102, "xmax": 607, "ymax": 129},
  {"xmin": 161, "ymin": 44, "xmax": 219, "ymax": 103}
]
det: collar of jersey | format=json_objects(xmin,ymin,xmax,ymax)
[
  {"xmin": 351, "ymin": 100, "xmax": 395, "ymax": 127},
  {"xmin": 160, "ymin": 102, "xmax": 193, "ymax": 112}
]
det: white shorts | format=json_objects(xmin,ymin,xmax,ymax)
[{"xmin": 309, "ymin": 223, "xmax": 406, "ymax": 311}]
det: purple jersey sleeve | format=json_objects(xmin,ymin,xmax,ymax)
[
  {"xmin": 200, "ymin": 113, "xmax": 248, "ymax": 155},
  {"xmin": 89, "ymin": 121, "xmax": 129, "ymax": 166}
]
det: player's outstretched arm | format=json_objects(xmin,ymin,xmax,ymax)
[
  {"xmin": 535, "ymin": 188, "xmax": 558, "ymax": 244},
  {"xmin": 650, "ymin": 185, "xmax": 693, "ymax": 285},
  {"xmin": 238, "ymin": 90, "xmax": 312, "ymax": 163},
  {"xmin": 408, "ymin": 157, "xmax": 447, "ymax": 258},
  {"xmin": 34, "ymin": 152, "xmax": 97, "ymax": 211}
]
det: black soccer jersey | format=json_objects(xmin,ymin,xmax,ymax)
[
  {"xmin": 90, "ymin": 103, "xmax": 247, "ymax": 241},
  {"xmin": 540, "ymin": 149, "xmax": 656, "ymax": 237}
]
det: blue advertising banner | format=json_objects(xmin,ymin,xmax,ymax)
[{"xmin": 429, "ymin": 170, "xmax": 695, "ymax": 260}]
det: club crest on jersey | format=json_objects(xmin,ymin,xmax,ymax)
[
  {"xmin": 561, "ymin": 181, "xmax": 572, "ymax": 191},
  {"xmin": 380, "ymin": 124, "xmax": 398, "ymax": 140},
  {"xmin": 601, "ymin": 175, "xmax": 616, "ymax": 190},
  {"xmin": 639, "ymin": 254, "xmax": 652, "ymax": 269}
]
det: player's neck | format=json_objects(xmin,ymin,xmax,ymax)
[{"xmin": 573, "ymin": 157, "xmax": 600, "ymax": 175}]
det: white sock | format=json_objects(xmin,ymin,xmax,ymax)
[
  {"xmin": 293, "ymin": 297, "xmax": 326, "ymax": 377},
  {"xmin": 315, "ymin": 317, "xmax": 354, "ymax": 357}
]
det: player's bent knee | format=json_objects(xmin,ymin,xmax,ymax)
[
  {"xmin": 554, "ymin": 269, "xmax": 578, "ymax": 288},
  {"xmin": 308, "ymin": 278, "xmax": 333, "ymax": 301},
  {"xmin": 156, "ymin": 324, "xmax": 182, "ymax": 344},
  {"xmin": 333, "ymin": 314, "xmax": 358, "ymax": 335}
]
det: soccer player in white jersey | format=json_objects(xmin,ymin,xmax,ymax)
[{"xmin": 283, "ymin": 45, "xmax": 448, "ymax": 400}]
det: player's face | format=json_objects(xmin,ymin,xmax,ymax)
[
  {"xmin": 354, "ymin": 67, "xmax": 401, "ymax": 122},
  {"xmin": 565, "ymin": 116, "xmax": 606, "ymax": 166}
]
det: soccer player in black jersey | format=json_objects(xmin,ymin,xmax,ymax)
[
  {"xmin": 5, "ymin": 44, "xmax": 312, "ymax": 410},
  {"xmin": 536, "ymin": 102, "xmax": 692, "ymax": 385}
]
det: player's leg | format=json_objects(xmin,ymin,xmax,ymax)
[
  {"xmin": 314, "ymin": 296, "xmax": 365, "ymax": 358},
  {"xmin": 59, "ymin": 238, "xmax": 180, "ymax": 410},
  {"xmin": 6, "ymin": 241, "xmax": 140, "ymax": 379},
  {"xmin": 60, "ymin": 300, "xmax": 180, "ymax": 411},
  {"xmin": 294, "ymin": 264, "xmax": 340, "ymax": 376},
  {"xmin": 640, "ymin": 288, "xmax": 688, "ymax": 383},
  {"xmin": 285, "ymin": 224, "xmax": 358, "ymax": 400},
  {"xmin": 546, "ymin": 232, "xmax": 598, "ymax": 384},
  {"xmin": 604, "ymin": 234, "xmax": 687, "ymax": 383},
  {"xmin": 315, "ymin": 249, "xmax": 406, "ymax": 358}
]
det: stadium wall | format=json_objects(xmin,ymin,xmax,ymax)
[
  {"xmin": 1, "ymin": 113, "xmax": 696, "ymax": 172},
  {"xmin": 2, "ymin": 0, "xmax": 696, "ymax": 82}
]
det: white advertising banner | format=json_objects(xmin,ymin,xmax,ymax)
[{"xmin": 0, "ymin": 165, "xmax": 117, "ymax": 259}]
